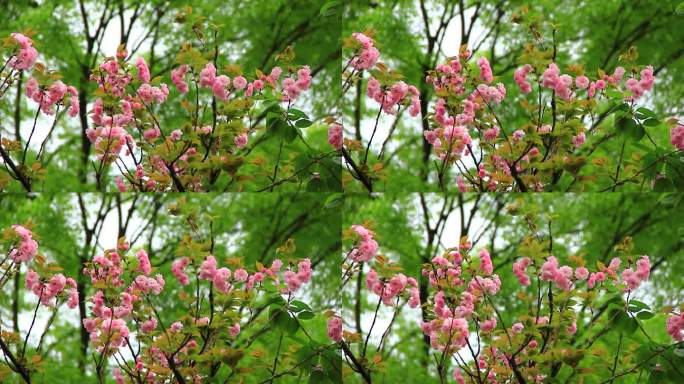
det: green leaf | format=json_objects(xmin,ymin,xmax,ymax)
[
  {"xmin": 636, "ymin": 107, "xmax": 657, "ymax": 119},
  {"xmin": 287, "ymin": 108, "xmax": 308, "ymax": 120},
  {"xmin": 636, "ymin": 311, "xmax": 655, "ymax": 320},
  {"xmin": 307, "ymin": 178, "xmax": 324, "ymax": 192},
  {"xmin": 289, "ymin": 300, "xmax": 313, "ymax": 313},
  {"xmin": 273, "ymin": 309, "xmax": 300, "ymax": 334},
  {"xmin": 324, "ymin": 193, "xmax": 344, "ymax": 209},
  {"xmin": 272, "ymin": 120, "xmax": 298, "ymax": 142},
  {"xmin": 319, "ymin": 0, "xmax": 341, "ymax": 17},
  {"xmin": 615, "ymin": 311, "xmax": 638, "ymax": 334},
  {"xmin": 616, "ymin": 117, "xmax": 644, "ymax": 141},
  {"xmin": 642, "ymin": 118, "xmax": 660, "ymax": 127},
  {"xmin": 295, "ymin": 119, "xmax": 313, "ymax": 128},
  {"xmin": 654, "ymin": 177, "xmax": 673, "ymax": 192},
  {"xmin": 309, "ymin": 370, "xmax": 327, "ymax": 384},
  {"xmin": 666, "ymin": 156, "xmax": 684, "ymax": 189},
  {"xmin": 629, "ymin": 300, "xmax": 651, "ymax": 311},
  {"xmin": 298, "ymin": 311, "xmax": 316, "ymax": 320}
]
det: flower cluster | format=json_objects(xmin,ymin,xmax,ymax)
[
  {"xmin": 87, "ymin": 45, "xmax": 315, "ymax": 192},
  {"xmin": 8, "ymin": 32, "xmax": 38, "ymax": 70},
  {"xmin": 25, "ymin": 78, "xmax": 80, "ymax": 116},
  {"xmin": 422, "ymin": 54, "xmax": 509, "ymax": 164},
  {"xmin": 519, "ymin": 255, "xmax": 650, "ymax": 292},
  {"xmin": 420, "ymin": 246, "xmax": 502, "ymax": 352},
  {"xmin": 366, "ymin": 269, "xmax": 420, "ymax": 307},
  {"xmin": 282, "ymin": 258, "xmax": 313, "ymax": 293},
  {"xmin": 348, "ymin": 224, "xmax": 379, "ymax": 262},
  {"xmin": 8, "ymin": 224, "xmax": 38, "ymax": 262},
  {"xmin": 25, "ymin": 270, "xmax": 78, "ymax": 307},
  {"xmin": 345, "ymin": 32, "xmax": 421, "ymax": 116},
  {"xmin": 327, "ymin": 316, "xmax": 343, "ymax": 342},
  {"xmin": 666, "ymin": 312, "xmax": 684, "ymax": 341},
  {"xmin": 367, "ymin": 77, "xmax": 421, "ymax": 116},
  {"xmin": 3, "ymin": 224, "xmax": 78, "ymax": 311},
  {"xmin": 328, "ymin": 122, "xmax": 343, "ymax": 150},
  {"xmin": 349, "ymin": 32, "xmax": 380, "ymax": 70},
  {"xmin": 671, "ymin": 124, "xmax": 684, "ymax": 151},
  {"xmin": 186, "ymin": 254, "xmax": 312, "ymax": 295},
  {"xmin": 79, "ymin": 234, "xmax": 316, "ymax": 383}
]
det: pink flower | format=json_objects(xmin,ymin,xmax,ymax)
[
  {"xmin": 213, "ymin": 267, "xmax": 232, "ymax": 294},
  {"xmin": 513, "ymin": 257, "xmax": 532, "ymax": 286},
  {"xmin": 136, "ymin": 57, "xmax": 151, "ymax": 83},
  {"xmin": 454, "ymin": 369, "xmax": 466, "ymax": 384},
  {"xmin": 137, "ymin": 83, "xmax": 168, "ymax": 104},
  {"xmin": 170, "ymin": 321, "xmax": 183, "ymax": 332},
  {"xmin": 542, "ymin": 63, "xmax": 573, "ymax": 100},
  {"xmin": 478, "ymin": 57, "xmax": 493, "ymax": 83},
  {"xmin": 171, "ymin": 65, "xmax": 189, "ymax": 93},
  {"xmin": 587, "ymin": 271, "xmax": 605, "ymax": 289},
  {"xmin": 350, "ymin": 33, "xmax": 380, "ymax": 70},
  {"xmin": 67, "ymin": 288, "xmax": 79, "ymax": 309},
  {"xmin": 199, "ymin": 63, "xmax": 216, "ymax": 88},
  {"xmin": 9, "ymin": 33, "xmax": 38, "ymax": 70},
  {"xmin": 268, "ymin": 66, "xmax": 282, "ymax": 85},
  {"xmin": 622, "ymin": 268, "xmax": 641, "ymax": 290},
  {"xmin": 68, "ymin": 93, "xmax": 80, "ymax": 117},
  {"xmin": 195, "ymin": 317, "xmax": 210, "ymax": 326},
  {"xmin": 408, "ymin": 287, "xmax": 420, "ymax": 308},
  {"xmin": 540, "ymin": 256, "xmax": 559, "ymax": 281},
  {"xmin": 457, "ymin": 176, "xmax": 467, "ymax": 193},
  {"xmin": 170, "ymin": 129, "xmax": 182, "ymax": 141},
  {"xmin": 538, "ymin": 124, "xmax": 552, "ymax": 134},
  {"xmin": 114, "ymin": 176, "xmax": 127, "ymax": 192},
  {"xmin": 636, "ymin": 255, "xmax": 650, "ymax": 280},
  {"xmin": 511, "ymin": 322, "xmax": 524, "ymax": 334},
  {"xmin": 567, "ymin": 321, "xmax": 577, "ymax": 335},
  {"xmin": 327, "ymin": 316, "xmax": 343, "ymax": 342},
  {"xmin": 171, "ymin": 257, "xmax": 190, "ymax": 286},
  {"xmin": 233, "ymin": 76, "xmax": 247, "ymax": 90},
  {"xmin": 283, "ymin": 270, "xmax": 301, "ymax": 293},
  {"xmin": 229, "ymin": 323, "xmax": 241, "ymax": 337},
  {"xmin": 234, "ymin": 133, "xmax": 248, "ymax": 148},
  {"xmin": 512, "ymin": 130, "xmax": 525, "ymax": 141},
  {"xmin": 136, "ymin": 249, "xmax": 152, "ymax": 275},
  {"xmin": 483, "ymin": 126, "xmax": 500, "ymax": 141},
  {"xmin": 141, "ymin": 318, "xmax": 157, "ymax": 334},
  {"xmin": 575, "ymin": 75, "xmax": 590, "ymax": 89},
  {"xmin": 271, "ymin": 259, "xmax": 283, "ymax": 272},
  {"xmin": 666, "ymin": 313, "xmax": 684, "ymax": 341},
  {"xmin": 133, "ymin": 274, "xmax": 165, "ymax": 295},
  {"xmin": 10, "ymin": 225, "xmax": 38, "ymax": 262},
  {"xmin": 670, "ymin": 124, "xmax": 684, "ymax": 150},
  {"xmin": 351, "ymin": 237, "xmax": 378, "ymax": 262},
  {"xmin": 575, "ymin": 267, "xmax": 589, "ymax": 280},
  {"xmin": 328, "ymin": 123, "xmax": 343, "ymax": 150},
  {"xmin": 212, "ymin": 75, "xmax": 231, "ymax": 101},
  {"xmin": 572, "ymin": 132, "xmax": 586, "ymax": 148},
  {"xmin": 514, "ymin": 64, "xmax": 533, "ymax": 94},
  {"xmin": 621, "ymin": 256, "xmax": 649, "ymax": 291},
  {"xmin": 143, "ymin": 127, "xmax": 161, "ymax": 142},
  {"xmin": 480, "ymin": 317, "xmax": 497, "ymax": 332},
  {"xmin": 234, "ymin": 268, "xmax": 248, "ymax": 282},
  {"xmin": 114, "ymin": 368, "xmax": 125, "ymax": 384},
  {"xmin": 199, "ymin": 255, "xmax": 218, "ymax": 280},
  {"xmin": 479, "ymin": 249, "xmax": 493, "ymax": 275}
]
